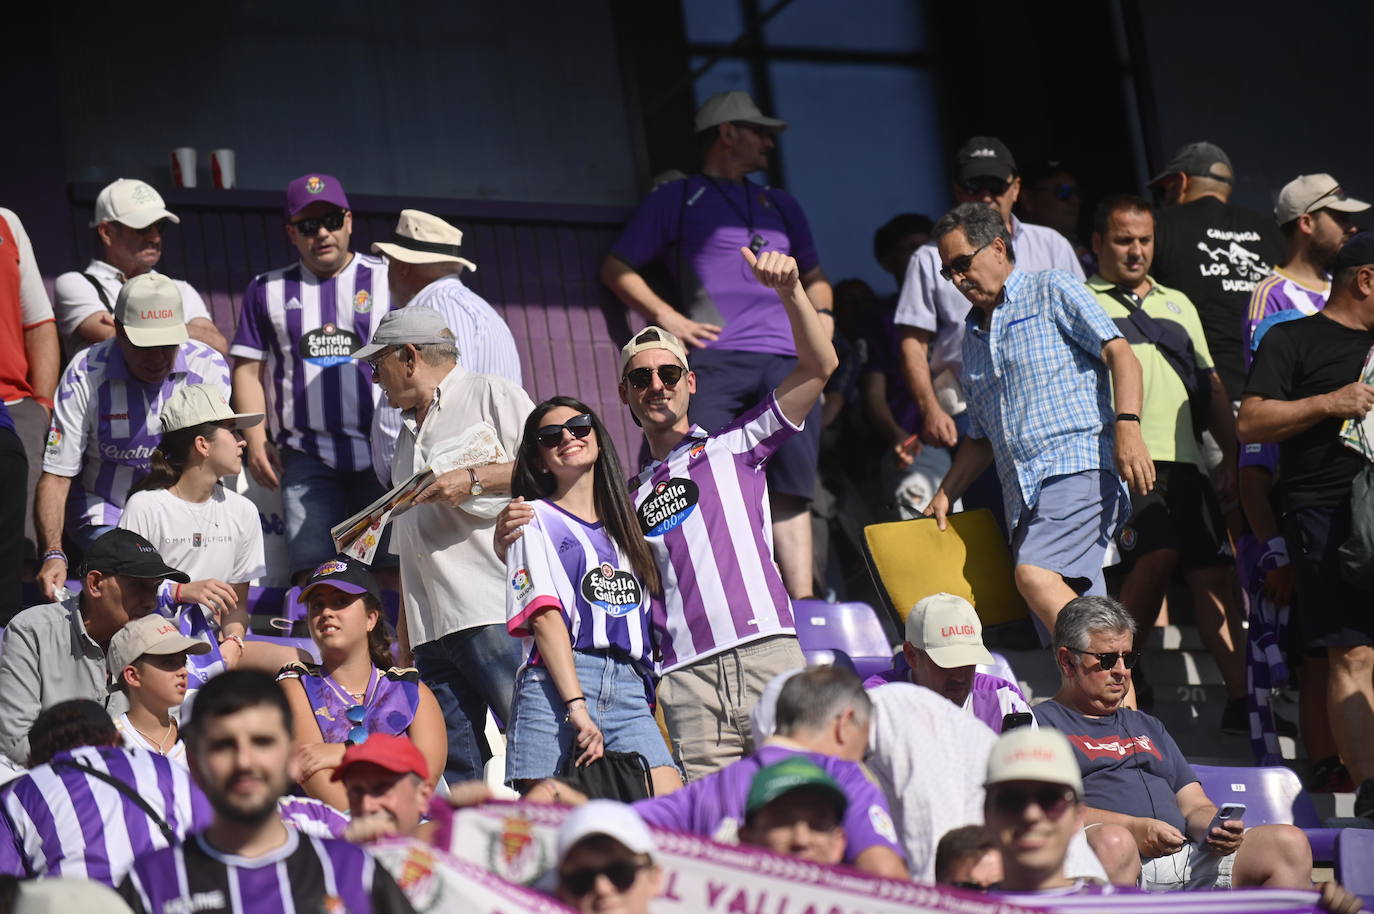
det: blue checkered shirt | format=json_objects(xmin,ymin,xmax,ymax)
[{"xmin": 962, "ymin": 268, "xmax": 1127, "ymax": 527}]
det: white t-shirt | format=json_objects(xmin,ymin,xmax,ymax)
[
  {"xmin": 119, "ymin": 485, "xmax": 266, "ymax": 583},
  {"xmin": 115, "ymin": 712, "xmax": 188, "ymax": 767}
]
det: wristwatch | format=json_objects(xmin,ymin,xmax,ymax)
[
  {"xmin": 468, "ymin": 468, "xmax": 485, "ymax": 497},
  {"xmin": 1115, "ymin": 413, "xmax": 1142, "ymax": 423}
]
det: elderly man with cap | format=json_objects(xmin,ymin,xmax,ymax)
[
  {"xmin": 369, "ymin": 209, "xmax": 522, "ymax": 486},
  {"xmin": 1148, "ymin": 142, "xmax": 1284, "ymax": 405},
  {"xmin": 553, "ymin": 800, "xmax": 663, "ymax": 914},
  {"xmin": 230, "ymin": 173, "xmax": 394, "ymax": 583},
  {"xmin": 737, "ymin": 756, "xmax": 849, "ymax": 865},
  {"xmin": 602, "ymin": 90, "xmax": 833, "ymax": 601},
  {"xmin": 34, "ymin": 274, "xmax": 229, "ymax": 600},
  {"xmin": 54, "ymin": 178, "xmax": 227, "ymax": 356},
  {"xmin": 356, "ymin": 306, "xmax": 532, "ymax": 784},
  {"xmin": 1241, "ymin": 232, "xmax": 1374, "ymax": 820},
  {"xmin": 333, "ymin": 733, "xmax": 436, "ymax": 843},
  {"xmin": 864, "ymin": 592, "xmax": 1030, "ymax": 732},
  {"xmin": 0, "ymin": 529, "xmax": 188, "ymax": 765},
  {"xmin": 894, "ymin": 137, "xmax": 1084, "ymax": 531}
]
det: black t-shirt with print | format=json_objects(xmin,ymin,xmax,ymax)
[
  {"xmin": 1245, "ymin": 312, "xmax": 1374, "ymax": 513},
  {"xmin": 1153, "ymin": 197, "xmax": 1285, "ymax": 400}
]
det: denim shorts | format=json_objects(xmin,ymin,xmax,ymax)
[
  {"xmin": 504, "ymin": 651, "xmax": 675, "ymax": 783},
  {"xmin": 280, "ymin": 446, "xmax": 395, "ymax": 576}
]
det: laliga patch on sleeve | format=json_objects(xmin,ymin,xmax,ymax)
[{"xmin": 868, "ymin": 804, "xmax": 897, "ymax": 844}]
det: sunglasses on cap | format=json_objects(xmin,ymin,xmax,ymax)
[
  {"xmin": 1069, "ymin": 647, "xmax": 1141, "ymax": 670},
  {"xmin": 939, "ymin": 242, "xmax": 991, "ymax": 282},
  {"xmin": 536, "ymin": 414, "xmax": 594, "ymax": 449},
  {"xmin": 961, "ymin": 176, "xmax": 1010, "ymax": 198},
  {"xmin": 559, "ymin": 860, "xmax": 650, "ymax": 896},
  {"xmin": 290, "ymin": 211, "xmax": 347, "ymax": 235},
  {"xmin": 623, "ymin": 364, "xmax": 685, "ymax": 390},
  {"xmin": 989, "ymin": 784, "xmax": 1077, "ymax": 819}
]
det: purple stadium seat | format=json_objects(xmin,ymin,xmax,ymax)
[
  {"xmin": 1335, "ymin": 828, "xmax": 1374, "ymax": 908},
  {"xmin": 792, "ymin": 600, "xmax": 895, "ymax": 680},
  {"xmin": 1193, "ymin": 764, "xmax": 1341, "ymax": 862}
]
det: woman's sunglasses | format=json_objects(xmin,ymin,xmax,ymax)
[
  {"xmin": 536, "ymin": 414, "xmax": 595, "ymax": 449},
  {"xmin": 623, "ymin": 364, "xmax": 684, "ymax": 390},
  {"xmin": 344, "ymin": 705, "xmax": 369, "ymax": 745},
  {"xmin": 558, "ymin": 860, "xmax": 647, "ymax": 896}
]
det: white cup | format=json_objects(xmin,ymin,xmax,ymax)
[
  {"xmin": 170, "ymin": 147, "xmax": 197, "ymax": 188},
  {"xmin": 210, "ymin": 148, "xmax": 236, "ymax": 189}
]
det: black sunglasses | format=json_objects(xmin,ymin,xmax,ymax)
[
  {"xmin": 989, "ymin": 784, "xmax": 1077, "ymax": 819},
  {"xmin": 950, "ymin": 881, "xmax": 1000, "ymax": 893},
  {"xmin": 1069, "ymin": 647, "xmax": 1141, "ymax": 670},
  {"xmin": 623, "ymin": 364, "xmax": 685, "ymax": 390},
  {"xmin": 290, "ymin": 211, "xmax": 347, "ymax": 235},
  {"xmin": 536, "ymin": 414, "xmax": 594, "ymax": 449},
  {"xmin": 939, "ymin": 242, "xmax": 991, "ymax": 282},
  {"xmin": 558, "ymin": 860, "xmax": 647, "ymax": 896},
  {"xmin": 961, "ymin": 176, "xmax": 1010, "ymax": 198}
]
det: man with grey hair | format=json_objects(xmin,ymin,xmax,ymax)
[
  {"xmin": 1036, "ymin": 596, "xmax": 1322, "ymax": 892},
  {"xmin": 924, "ymin": 203, "xmax": 1152, "ymax": 641},
  {"xmin": 354, "ymin": 306, "xmax": 533, "ymax": 785}
]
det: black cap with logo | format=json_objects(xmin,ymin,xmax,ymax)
[
  {"xmin": 297, "ymin": 554, "xmax": 381, "ymax": 606},
  {"xmin": 82, "ymin": 529, "xmax": 189, "ymax": 582},
  {"xmin": 956, "ymin": 136, "xmax": 1017, "ymax": 182}
]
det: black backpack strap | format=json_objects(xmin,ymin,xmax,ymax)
[
  {"xmin": 79, "ymin": 273, "xmax": 114, "ymax": 314},
  {"xmin": 51, "ymin": 758, "xmax": 176, "ymax": 844},
  {"xmin": 1101, "ymin": 285, "xmax": 1199, "ymax": 392}
]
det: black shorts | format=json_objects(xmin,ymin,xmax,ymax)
[
  {"xmin": 1115, "ymin": 461, "xmax": 1231, "ymax": 570},
  {"xmin": 686, "ymin": 347, "xmax": 822, "ymax": 501},
  {"xmin": 1283, "ymin": 505, "xmax": 1374, "ymax": 649}
]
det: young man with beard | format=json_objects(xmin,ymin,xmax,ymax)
[{"xmin": 117, "ymin": 671, "xmax": 415, "ymax": 914}]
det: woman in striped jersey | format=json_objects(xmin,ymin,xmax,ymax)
[{"xmin": 504, "ymin": 397, "xmax": 681, "ymax": 795}]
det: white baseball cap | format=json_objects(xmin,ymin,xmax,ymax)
[
  {"xmin": 905, "ymin": 592, "xmax": 994, "ymax": 669},
  {"xmin": 1273, "ymin": 174, "xmax": 1370, "ymax": 225},
  {"xmin": 694, "ymin": 90, "xmax": 788, "ymax": 134},
  {"xmin": 114, "ymin": 274, "xmax": 188, "ymax": 347},
  {"xmin": 556, "ymin": 800, "xmax": 656, "ymax": 861},
  {"xmin": 372, "ymin": 209, "xmax": 477, "ymax": 271},
  {"xmin": 618, "ymin": 325, "xmax": 689, "ymax": 375},
  {"xmin": 91, "ymin": 179, "xmax": 180, "ymax": 230},
  {"xmin": 106, "ymin": 615, "xmax": 211, "ymax": 692},
  {"xmin": 159, "ymin": 383, "xmax": 264, "ymax": 434},
  {"xmin": 985, "ymin": 727, "xmax": 1083, "ymax": 798}
]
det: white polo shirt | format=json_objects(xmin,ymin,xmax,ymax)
[
  {"xmin": 53, "ymin": 259, "xmax": 212, "ymax": 352},
  {"xmin": 391, "ymin": 363, "xmax": 534, "ymax": 646}
]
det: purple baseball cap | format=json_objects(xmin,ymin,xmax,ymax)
[{"xmin": 285, "ymin": 173, "xmax": 351, "ymax": 220}]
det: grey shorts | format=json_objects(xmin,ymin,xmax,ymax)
[
  {"xmin": 1138, "ymin": 840, "xmax": 1236, "ymax": 891},
  {"xmin": 1012, "ymin": 469, "xmax": 1127, "ymax": 594}
]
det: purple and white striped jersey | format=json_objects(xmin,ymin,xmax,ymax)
[
  {"xmin": 43, "ymin": 339, "xmax": 230, "ymax": 531},
  {"xmin": 278, "ymin": 796, "xmax": 350, "ymax": 839},
  {"xmin": 229, "ymin": 254, "xmax": 391, "ymax": 472},
  {"xmin": 630, "ymin": 393, "xmax": 799, "ymax": 672},
  {"xmin": 118, "ymin": 829, "xmax": 415, "ymax": 914},
  {"xmin": 1243, "ymin": 267, "xmax": 1328, "ymax": 368},
  {"xmin": 0, "ymin": 744, "xmax": 211, "ymax": 886},
  {"xmin": 506, "ymin": 499, "xmax": 653, "ymax": 667}
]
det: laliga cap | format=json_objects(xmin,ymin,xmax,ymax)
[
  {"xmin": 332, "ymin": 733, "xmax": 431, "ymax": 782},
  {"xmin": 618, "ymin": 326, "xmax": 689, "ymax": 376},
  {"xmin": 372, "ymin": 209, "xmax": 477, "ymax": 271},
  {"xmin": 351, "ymin": 307, "xmax": 456, "ymax": 362},
  {"xmin": 1273, "ymin": 174, "xmax": 1370, "ymax": 225},
  {"xmin": 985, "ymin": 727, "xmax": 1083, "ymax": 798},
  {"xmin": 159, "ymin": 383, "xmax": 263, "ymax": 434},
  {"xmin": 91, "ymin": 179, "xmax": 180, "ymax": 230},
  {"xmin": 114, "ymin": 274, "xmax": 187, "ymax": 347},
  {"xmin": 694, "ymin": 90, "xmax": 788, "ymax": 134},
  {"xmin": 556, "ymin": 800, "xmax": 656, "ymax": 861},
  {"xmin": 106, "ymin": 615, "xmax": 211, "ymax": 692},
  {"xmin": 905, "ymin": 592, "xmax": 994, "ymax": 668}
]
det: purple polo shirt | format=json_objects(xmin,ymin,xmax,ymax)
[
  {"xmin": 611, "ymin": 176, "xmax": 820, "ymax": 355},
  {"xmin": 634, "ymin": 744, "xmax": 903, "ymax": 866}
]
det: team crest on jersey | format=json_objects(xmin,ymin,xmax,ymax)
[
  {"xmin": 580, "ymin": 562, "xmax": 642, "ymax": 617},
  {"xmin": 299, "ymin": 323, "xmax": 362, "ymax": 368},
  {"xmin": 637, "ymin": 477, "xmax": 699, "ymax": 537},
  {"xmin": 353, "ymin": 289, "xmax": 372, "ymax": 313},
  {"xmin": 1166, "ymin": 300, "xmax": 1182, "ymax": 314},
  {"xmin": 1119, "ymin": 526, "xmax": 1138, "ymax": 550},
  {"xmin": 306, "ymin": 175, "xmax": 326, "ymax": 194},
  {"xmin": 688, "ymin": 441, "xmax": 707, "ymax": 460}
]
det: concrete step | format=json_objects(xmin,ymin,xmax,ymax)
[
  {"xmin": 1311, "ymin": 792, "xmax": 1358, "ymax": 820},
  {"xmin": 1143, "ymin": 625, "xmax": 1205, "ymax": 652}
]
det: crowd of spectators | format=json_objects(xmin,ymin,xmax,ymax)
[{"xmin": 0, "ymin": 84, "xmax": 1369, "ymax": 913}]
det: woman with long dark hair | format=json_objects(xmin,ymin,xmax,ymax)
[{"xmin": 504, "ymin": 396, "xmax": 680, "ymax": 794}]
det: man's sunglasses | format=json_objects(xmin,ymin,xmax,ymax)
[
  {"xmin": 1069, "ymin": 647, "xmax": 1141, "ymax": 670},
  {"xmin": 939, "ymin": 242, "xmax": 991, "ymax": 282},
  {"xmin": 961, "ymin": 176, "xmax": 1010, "ymax": 198},
  {"xmin": 536, "ymin": 414, "xmax": 594, "ymax": 449},
  {"xmin": 127, "ymin": 220, "xmax": 172, "ymax": 236},
  {"xmin": 623, "ymin": 364, "xmax": 684, "ymax": 390},
  {"xmin": 290, "ymin": 211, "xmax": 347, "ymax": 235},
  {"xmin": 989, "ymin": 784, "xmax": 1077, "ymax": 819},
  {"xmin": 558, "ymin": 860, "xmax": 647, "ymax": 896}
]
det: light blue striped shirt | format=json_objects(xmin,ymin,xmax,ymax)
[{"xmin": 961, "ymin": 268, "xmax": 1126, "ymax": 528}]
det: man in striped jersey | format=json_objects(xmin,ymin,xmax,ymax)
[
  {"xmin": 34, "ymin": 275, "xmax": 229, "ymax": 600},
  {"xmin": 118, "ymin": 670, "xmax": 415, "ymax": 914},
  {"xmin": 0, "ymin": 698, "xmax": 211, "ymax": 886},
  {"xmin": 230, "ymin": 174, "xmax": 394, "ymax": 582}
]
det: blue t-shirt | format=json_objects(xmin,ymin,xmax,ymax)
[{"xmin": 1033, "ymin": 700, "xmax": 1197, "ymax": 833}]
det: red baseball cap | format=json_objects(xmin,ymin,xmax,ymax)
[{"xmin": 331, "ymin": 733, "xmax": 430, "ymax": 782}]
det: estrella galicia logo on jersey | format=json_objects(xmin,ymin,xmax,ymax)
[
  {"xmin": 580, "ymin": 562, "xmax": 642, "ymax": 617},
  {"xmin": 637, "ymin": 478, "xmax": 699, "ymax": 536},
  {"xmin": 299, "ymin": 323, "xmax": 361, "ymax": 367}
]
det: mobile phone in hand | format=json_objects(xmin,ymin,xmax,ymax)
[{"xmin": 1209, "ymin": 803, "xmax": 1246, "ymax": 831}]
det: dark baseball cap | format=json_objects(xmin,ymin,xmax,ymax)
[
  {"xmin": 285, "ymin": 173, "xmax": 351, "ymax": 220},
  {"xmin": 1148, "ymin": 141, "xmax": 1234, "ymax": 188},
  {"xmin": 1333, "ymin": 232, "xmax": 1374, "ymax": 273},
  {"xmin": 82, "ymin": 529, "xmax": 189, "ymax": 582},
  {"xmin": 297, "ymin": 555, "xmax": 380, "ymax": 606},
  {"xmin": 956, "ymin": 136, "xmax": 1017, "ymax": 183}
]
